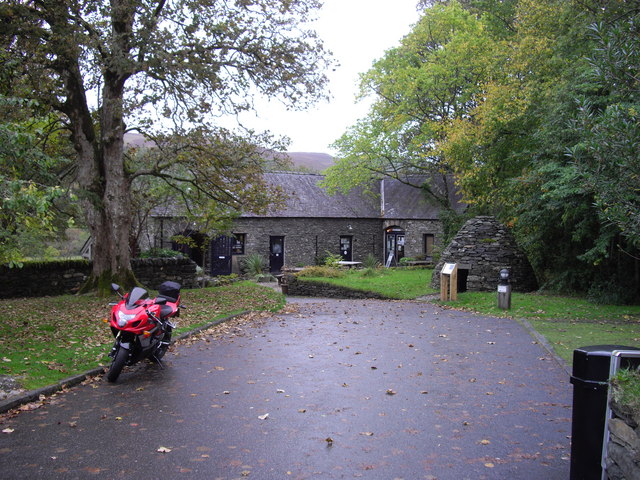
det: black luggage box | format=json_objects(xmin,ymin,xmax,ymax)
[{"xmin": 158, "ymin": 281, "xmax": 181, "ymax": 302}]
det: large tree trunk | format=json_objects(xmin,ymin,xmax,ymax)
[
  {"xmin": 77, "ymin": 78, "xmax": 137, "ymax": 295},
  {"xmin": 61, "ymin": 0, "xmax": 138, "ymax": 295}
]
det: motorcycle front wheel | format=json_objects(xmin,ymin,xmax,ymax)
[
  {"xmin": 106, "ymin": 346, "xmax": 129, "ymax": 382},
  {"xmin": 154, "ymin": 330, "xmax": 172, "ymax": 361}
]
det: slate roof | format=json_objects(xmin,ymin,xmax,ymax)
[
  {"xmin": 381, "ymin": 175, "xmax": 465, "ymax": 219},
  {"xmin": 150, "ymin": 172, "xmax": 465, "ymax": 220},
  {"xmin": 242, "ymin": 172, "xmax": 380, "ymax": 219},
  {"xmin": 242, "ymin": 172, "xmax": 465, "ymax": 220}
]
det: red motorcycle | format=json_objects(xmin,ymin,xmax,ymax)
[{"xmin": 106, "ymin": 281, "xmax": 182, "ymax": 382}]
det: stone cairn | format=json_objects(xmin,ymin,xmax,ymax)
[{"xmin": 431, "ymin": 216, "xmax": 538, "ymax": 293}]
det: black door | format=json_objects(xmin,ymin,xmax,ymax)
[
  {"xmin": 210, "ymin": 236, "xmax": 233, "ymax": 276},
  {"xmin": 340, "ymin": 236, "xmax": 353, "ymax": 261},
  {"xmin": 269, "ymin": 236, "xmax": 285, "ymax": 273}
]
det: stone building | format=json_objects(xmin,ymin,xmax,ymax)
[
  {"xmin": 148, "ymin": 172, "xmax": 465, "ymax": 275},
  {"xmin": 431, "ymin": 216, "xmax": 538, "ymax": 292}
]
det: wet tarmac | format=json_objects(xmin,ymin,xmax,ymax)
[{"xmin": 0, "ymin": 297, "xmax": 572, "ymax": 479}]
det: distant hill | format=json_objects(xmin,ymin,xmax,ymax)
[
  {"xmin": 123, "ymin": 133, "xmax": 334, "ymax": 173},
  {"xmin": 286, "ymin": 152, "xmax": 335, "ymax": 173}
]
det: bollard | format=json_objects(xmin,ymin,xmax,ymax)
[{"xmin": 497, "ymin": 268, "xmax": 511, "ymax": 310}]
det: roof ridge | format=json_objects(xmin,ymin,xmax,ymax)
[{"xmin": 266, "ymin": 170, "xmax": 325, "ymax": 177}]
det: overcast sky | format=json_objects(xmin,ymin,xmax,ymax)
[{"xmin": 236, "ymin": 0, "xmax": 422, "ymax": 154}]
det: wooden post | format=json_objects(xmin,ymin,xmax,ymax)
[{"xmin": 440, "ymin": 263, "xmax": 458, "ymax": 301}]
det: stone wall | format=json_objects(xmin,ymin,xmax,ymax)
[
  {"xmin": 432, "ymin": 216, "xmax": 538, "ymax": 292},
  {"xmin": 284, "ymin": 274, "xmax": 390, "ymax": 300},
  {"xmin": 232, "ymin": 217, "xmax": 385, "ymax": 269},
  {"xmin": 0, "ymin": 257, "xmax": 198, "ymax": 298},
  {"xmin": 148, "ymin": 214, "xmax": 446, "ymax": 275},
  {"xmin": 606, "ymin": 399, "xmax": 640, "ymax": 480},
  {"xmin": 132, "ymin": 258, "xmax": 199, "ymax": 290}
]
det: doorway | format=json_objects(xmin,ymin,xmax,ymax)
[
  {"xmin": 210, "ymin": 236, "xmax": 233, "ymax": 276},
  {"xmin": 269, "ymin": 236, "xmax": 285, "ymax": 273},
  {"xmin": 340, "ymin": 236, "xmax": 353, "ymax": 261},
  {"xmin": 384, "ymin": 226, "xmax": 405, "ymax": 266}
]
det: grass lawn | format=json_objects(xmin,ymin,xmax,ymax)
[
  {"xmin": 300, "ymin": 267, "xmax": 435, "ymax": 299},
  {"xmin": 0, "ymin": 282, "xmax": 284, "ymax": 391}
]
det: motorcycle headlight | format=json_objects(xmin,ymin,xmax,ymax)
[{"xmin": 117, "ymin": 311, "xmax": 136, "ymax": 327}]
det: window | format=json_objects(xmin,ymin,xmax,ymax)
[
  {"xmin": 232, "ymin": 233, "xmax": 246, "ymax": 255},
  {"xmin": 423, "ymin": 234, "xmax": 434, "ymax": 256}
]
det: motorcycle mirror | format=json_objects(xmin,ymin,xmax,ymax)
[{"xmin": 111, "ymin": 283, "xmax": 120, "ymax": 292}]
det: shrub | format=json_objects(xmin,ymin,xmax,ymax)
[
  {"xmin": 255, "ymin": 273, "xmax": 277, "ymax": 283},
  {"xmin": 322, "ymin": 251, "xmax": 343, "ymax": 268},
  {"xmin": 295, "ymin": 265, "xmax": 345, "ymax": 278},
  {"xmin": 138, "ymin": 248, "xmax": 182, "ymax": 258},
  {"xmin": 241, "ymin": 253, "xmax": 267, "ymax": 277},
  {"xmin": 363, "ymin": 253, "xmax": 380, "ymax": 269}
]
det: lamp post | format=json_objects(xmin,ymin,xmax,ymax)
[{"xmin": 497, "ymin": 268, "xmax": 511, "ymax": 310}]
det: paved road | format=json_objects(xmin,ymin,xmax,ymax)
[{"xmin": 0, "ymin": 298, "xmax": 572, "ymax": 479}]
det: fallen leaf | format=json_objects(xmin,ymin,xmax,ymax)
[
  {"xmin": 479, "ymin": 439, "xmax": 491, "ymax": 445},
  {"xmin": 386, "ymin": 389, "xmax": 397, "ymax": 395},
  {"xmin": 157, "ymin": 446, "xmax": 172, "ymax": 453},
  {"xmin": 360, "ymin": 432, "xmax": 374, "ymax": 436},
  {"xmin": 325, "ymin": 437, "xmax": 334, "ymax": 445},
  {"xmin": 484, "ymin": 462, "xmax": 495, "ymax": 468},
  {"xmin": 276, "ymin": 389, "xmax": 285, "ymax": 394},
  {"xmin": 258, "ymin": 413, "xmax": 269, "ymax": 420},
  {"xmin": 2, "ymin": 428, "xmax": 15, "ymax": 434}
]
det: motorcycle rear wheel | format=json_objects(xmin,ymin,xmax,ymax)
[{"xmin": 106, "ymin": 346, "xmax": 128, "ymax": 382}]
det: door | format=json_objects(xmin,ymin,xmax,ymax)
[
  {"xmin": 340, "ymin": 236, "xmax": 353, "ymax": 261},
  {"xmin": 210, "ymin": 236, "xmax": 233, "ymax": 276},
  {"xmin": 384, "ymin": 227, "xmax": 405, "ymax": 266},
  {"xmin": 269, "ymin": 236, "xmax": 285, "ymax": 273}
]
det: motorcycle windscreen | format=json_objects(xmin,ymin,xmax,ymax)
[{"xmin": 126, "ymin": 287, "xmax": 149, "ymax": 309}]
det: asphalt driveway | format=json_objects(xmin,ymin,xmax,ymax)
[{"xmin": 0, "ymin": 297, "xmax": 572, "ymax": 479}]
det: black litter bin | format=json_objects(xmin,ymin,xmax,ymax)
[{"xmin": 569, "ymin": 345, "xmax": 640, "ymax": 480}]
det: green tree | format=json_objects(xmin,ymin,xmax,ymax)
[
  {"xmin": 0, "ymin": 97, "xmax": 69, "ymax": 266},
  {"xmin": 1, "ymin": 0, "xmax": 331, "ymax": 293},
  {"xmin": 323, "ymin": 1, "xmax": 500, "ymax": 213},
  {"xmin": 444, "ymin": 0, "xmax": 640, "ymax": 300}
]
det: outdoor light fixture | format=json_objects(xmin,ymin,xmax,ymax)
[{"xmin": 499, "ymin": 268, "xmax": 510, "ymax": 284}]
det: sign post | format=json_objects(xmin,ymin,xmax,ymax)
[{"xmin": 440, "ymin": 263, "xmax": 458, "ymax": 301}]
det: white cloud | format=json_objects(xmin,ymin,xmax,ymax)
[{"xmin": 237, "ymin": 0, "xmax": 421, "ymax": 154}]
